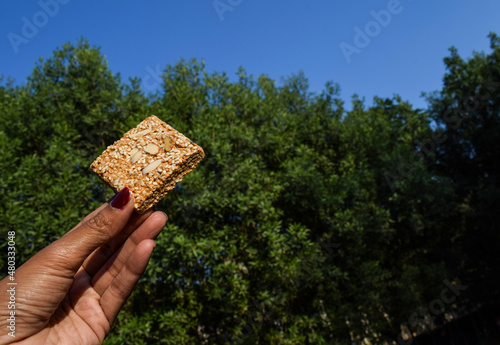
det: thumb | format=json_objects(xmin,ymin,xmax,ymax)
[{"xmin": 46, "ymin": 187, "xmax": 135, "ymax": 276}]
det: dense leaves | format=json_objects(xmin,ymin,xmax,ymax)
[
  {"xmin": 0, "ymin": 36, "xmax": 498, "ymax": 344},
  {"xmin": 425, "ymin": 32, "xmax": 500, "ymax": 311}
]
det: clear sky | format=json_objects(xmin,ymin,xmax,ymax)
[{"xmin": 1, "ymin": 0, "xmax": 500, "ymax": 110}]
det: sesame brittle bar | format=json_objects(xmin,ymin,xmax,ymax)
[{"xmin": 90, "ymin": 115, "xmax": 205, "ymax": 213}]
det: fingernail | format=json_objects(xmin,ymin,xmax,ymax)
[{"xmin": 111, "ymin": 187, "xmax": 131, "ymax": 210}]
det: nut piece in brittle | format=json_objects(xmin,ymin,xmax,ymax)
[{"xmin": 90, "ymin": 115, "xmax": 205, "ymax": 213}]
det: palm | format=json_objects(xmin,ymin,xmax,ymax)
[{"xmin": 41, "ymin": 276, "xmax": 110, "ymax": 345}]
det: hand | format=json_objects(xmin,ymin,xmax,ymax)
[{"xmin": 0, "ymin": 188, "xmax": 167, "ymax": 344}]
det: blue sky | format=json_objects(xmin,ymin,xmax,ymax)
[{"xmin": 1, "ymin": 0, "xmax": 500, "ymax": 110}]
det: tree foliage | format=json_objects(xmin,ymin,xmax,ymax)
[
  {"xmin": 1, "ymin": 36, "xmax": 498, "ymax": 344},
  {"xmin": 425, "ymin": 32, "xmax": 500, "ymax": 310}
]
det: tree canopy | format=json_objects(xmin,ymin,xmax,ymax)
[{"xmin": 1, "ymin": 35, "xmax": 499, "ymax": 344}]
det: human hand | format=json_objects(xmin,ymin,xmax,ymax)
[{"xmin": 0, "ymin": 187, "xmax": 167, "ymax": 344}]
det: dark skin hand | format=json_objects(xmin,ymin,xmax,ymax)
[{"xmin": 0, "ymin": 188, "xmax": 167, "ymax": 344}]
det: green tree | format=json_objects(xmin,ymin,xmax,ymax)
[
  {"xmin": 425, "ymin": 32, "xmax": 500, "ymax": 309},
  {"xmin": 109, "ymin": 61, "xmax": 452, "ymax": 343},
  {"xmin": 1, "ymin": 37, "xmax": 497, "ymax": 344}
]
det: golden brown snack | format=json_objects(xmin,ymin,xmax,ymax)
[{"xmin": 90, "ymin": 115, "xmax": 205, "ymax": 213}]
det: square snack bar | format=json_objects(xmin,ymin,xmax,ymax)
[{"xmin": 90, "ymin": 115, "xmax": 205, "ymax": 213}]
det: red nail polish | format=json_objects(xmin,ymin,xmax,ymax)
[{"xmin": 111, "ymin": 187, "xmax": 131, "ymax": 210}]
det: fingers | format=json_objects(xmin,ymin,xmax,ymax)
[
  {"xmin": 100, "ymin": 239, "xmax": 156, "ymax": 325},
  {"xmin": 82, "ymin": 207, "xmax": 155, "ymax": 278},
  {"xmin": 91, "ymin": 211, "xmax": 167, "ymax": 295},
  {"xmin": 46, "ymin": 187, "xmax": 135, "ymax": 277}
]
